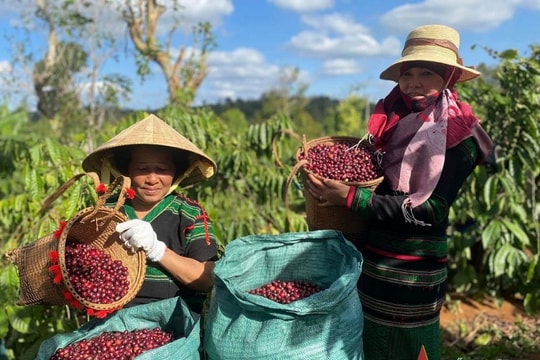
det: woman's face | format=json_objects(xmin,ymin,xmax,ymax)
[
  {"xmin": 398, "ymin": 66, "xmax": 445, "ymax": 101},
  {"xmin": 128, "ymin": 145, "xmax": 176, "ymax": 209}
]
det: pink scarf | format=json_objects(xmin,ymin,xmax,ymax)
[{"xmin": 368, "ymin": 86, "xmax": 493, "ymax": 225}]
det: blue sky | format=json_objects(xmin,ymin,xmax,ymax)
[{"xmin": 1, "ymin": 0, "xmax": 540, "ymax": 110}]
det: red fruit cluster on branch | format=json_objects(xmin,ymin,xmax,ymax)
[
  {"xmin": 65, "ymin": 242, "xmax": 129, "ymax": 304},
  {"xmin": 248, "ymin": 279, "xmax": 323, "ymax": 304},
  {"xmin": 300, "ymin": 141, "xmax": 382, "ymax": 182},
  {"xmin": 49, "ymin": 328, "xmax": 173, "ymax": 360}
]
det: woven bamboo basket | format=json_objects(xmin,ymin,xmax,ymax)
[
  {"xmin": 6, "ymin": 173, "xmax": 146, "ymax": 311},
  {"xmin": 289, "ymin": 136, "xmax": 384, "ymax": 235},
  {"xmin": 6, "ymin": 233, "xmax": 67, "ymax": 306},
  {"xmin": 57, "ymin": 206, "xmax": 145, "ymax": 310}
]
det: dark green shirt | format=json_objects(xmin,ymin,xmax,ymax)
[
  {"xmin": 119, "ymin": 193, "xmax": 218, "ymax": 313},
  {"xmin": 350, "ymin": 137, "xmax": 479, "ymax": 259}
]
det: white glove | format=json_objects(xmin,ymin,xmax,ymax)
[{"xmin": 116, "ymin": 219, "xmax": 166, "ymax": 262}]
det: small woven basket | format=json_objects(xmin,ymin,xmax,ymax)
[
  {"xmin": 6, "ymin": 173, "xmax": 146, "ymax": 311},
  {"xmin": 6, "ymin": 233, "xmax": 67, "ymax": 306},
  {"xmin": 57, "ymin": 206, "xmax": 145, "ymax": 310},
  {"xmin": 291, "ymin": 136, "xmax": 384, "ymax": 234}
]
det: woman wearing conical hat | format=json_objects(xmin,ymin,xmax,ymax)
[
  {"xmin": 82, "ymin": 113, "xmax": 219, "ymax": 314},
  {"xmin": 306, "ymin": 25, "xmax": 496, "ymax": 359}
]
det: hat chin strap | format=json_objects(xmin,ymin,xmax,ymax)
[
  {"xmin": 166, "ymin": 179, "xmax": 181, "ymax": 196},
  {"xmin": 165, "ymin": 159, "xmax": 205, "ymax": 196},
  {"xmin": 100, "ymin": 158, "xmax": 122, "ymax": 185},
  {"xmin": 442, "ymin": 67, "xmax": 457, "ymax": 90}
]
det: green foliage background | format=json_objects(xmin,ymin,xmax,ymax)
[
  {"xmin": 0, "ymin": 46, "xmax": 538, "ymax": 359},
  {"xmin": 448, "ymin": 46, "xmax": 540, "ymax": 313}
]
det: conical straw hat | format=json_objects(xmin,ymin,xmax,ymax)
[
  {"xmin": 379, "ymin": 24, "xmax": 480, "ymax": 83},
  {"xmin": 82, "ymin": 114, "xmax": 216, "ymax": 188}
]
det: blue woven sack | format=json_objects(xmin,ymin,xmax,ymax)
[
  {"xmin": 203, "ymin": 229, "xmax": 364, "ymax": 360},
  {"xmin": 35, "ymin": 296, "xmax": 201, "ymax": 360}
]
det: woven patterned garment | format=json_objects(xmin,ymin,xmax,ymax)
[
  {"xmin": 351, "ymin": 139, "xmax": 482, "ymax": 360},
  {"xmin": 358, "ymin": 244, "xmax": 447, "ymax": 360},
  {"xmin": 111, "ymin": 193, "xmax": 219, "ymax": 313}
]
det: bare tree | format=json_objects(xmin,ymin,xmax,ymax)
[
  {"xmin": 81, "ymin": 0, "xmax": 132, "ymax": 129},
  {"xmin": 3, "ymin": 0, "xmax": 131, "ymax": 131},
  {"xmin": 32, "ymin": 0, "xmax": 86, "ymax": 120},
  {"xmin": 121, "ymin": 0, "xmax": 216, "ymax": 107}
]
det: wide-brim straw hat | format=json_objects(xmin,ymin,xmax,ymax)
[
  {"xmin": 82, "ymin": 113, "xmax": 217, "ymax": 188},
  {"xmin": 380, "ymin": 24, "xmax": 480, "ymax": 83}
]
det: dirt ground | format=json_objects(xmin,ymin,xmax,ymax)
[{"xmin": 440, "ymin": 294, "xmax": 540, "ymax": 360}]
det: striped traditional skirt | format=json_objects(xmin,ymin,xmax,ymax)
[{"xmin": 358, "ymin": 245, "xmax": 448, "ymax": 360}]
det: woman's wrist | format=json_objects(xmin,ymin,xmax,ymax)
[{"xmin": 349, "ymin": 187, "xmax": 373, "ymax": 216}]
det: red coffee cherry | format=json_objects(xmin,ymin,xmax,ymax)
[
  {"xmin": 65, "ymin": 242, "xmax": 130, "ymax": 304},
  {"xmin": 300, "ymin": 141, "xmax": 382, "ymax": 182},
  {"xmin": 49, "ymin": 327, "xmax": 173, "ymax": 360},
  {"xmin": 248, "ymin": 280, "xmax": 323, "ymax": 304}
]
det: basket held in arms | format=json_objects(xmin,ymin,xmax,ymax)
[
  {"xmin": 6, "ymin": 173, "xmax": 146, "ymax": 312},
  {"xmin": 285, "ymin": 135, "xmax": 384, "ymax": 235}
]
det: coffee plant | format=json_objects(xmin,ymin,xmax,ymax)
[{"xmin": 449, "ymin": 46, "xmax": 540, "ymax": 313}]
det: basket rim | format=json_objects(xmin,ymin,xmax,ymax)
[
  {"xmin": 295, "ymin": 136, "xmax": 384, "ymax": 186},
  {"xmin": 57, "ymin": 206, "xmax": 146, "ymax": 310},
  {"xmin": 304, "ymin": 169, "xmax": 384, "ymax": 187}
]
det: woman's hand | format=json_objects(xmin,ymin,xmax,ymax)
[
  {"xmin": 116, "ymin": 219, "xmax": 166, "ymax": 262},
  {"xmin": 305, "ymin": 172, "xmax": 350, "ymax": 207},
  {"xmin": 117, "ymin": 219, "xmax": 214, "ymax": 291}
]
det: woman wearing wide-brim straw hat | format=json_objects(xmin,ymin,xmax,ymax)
[
  {"xmin": 82, "ymin": 113, "xmax": 219, "ymax": 314},
  {"xmin": 83, "ymin": 113, "xmax": 217, "ymax": 191},
  {"xmin": 305, "ymin": 24, "xmax": 497, "ymax": 359}
]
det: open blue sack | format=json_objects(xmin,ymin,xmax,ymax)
[
  {"xmin": 35, "ymin": 296, "xmax": 201, "ymax": 360},
  {"xmin": 203, "ymin": 230, "xmax": 364, "ymax": 360}
]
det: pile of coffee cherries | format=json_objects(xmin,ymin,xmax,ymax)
[
  {"xmin": 49, "ymin": 328, "xmax": 173, "ymax": 359},
  {"xmin": 300, "ymin": 141, "xmax": 382, "ymax": 182},
  {"xmin": 248, "ymin": 279, "xmax": 323, "ymax": 304},
  {"xmin": 65, "ymin": 242, "xmax": 130, "ymax": 304}
]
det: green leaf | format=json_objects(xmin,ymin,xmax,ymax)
[
  {"xmin": 45, "ymin": 138, "xmax": 61, "ymax": 166},
  {"xmin": 508, "ymin": 250, "xmax": 526, "ymax": 277},
  {"xmin": 509, "ymin": 202, "xmax": 528, "ymax": 223},
  {"xmin": 501, "ymin": 219, "xmax": 530, "ymax": 246},
  {"xmin": 492, "ymin": 244, "xmax": 512, "ymax": 277},
  {"xmin": 482, "ymin": 175, "xmax": 498, "ymax": 205},
  {"xmin": 6, "ymin": 307, "xmax": 31, "ymax": 334},
  {"xmin": 259, "ymin": 122, "xmax": 268, "ymax": 148},
  {"xmin": 27, "ymin": 168, "xmax": 39, "ymax": 200},
  {"xmin": 499, "ymin": 49, "xmax": 519, "ymax": 60},
  {"xmin": 482, "ymin": 220, "xmax": 502, "ymax": 248}
]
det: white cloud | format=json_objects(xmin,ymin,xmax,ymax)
[
  {"xmin": 521, "ymin": 0, "xmax": 540, "ymax": 9},
  {"xmin": 287, "ymin": 13, "xmax": 401, "ymax": 58},
  {"xmin": 6, "ymin": 0, "xmax": 235, "ymax": 39},
  {"xmin": 0, "ymin": 0, "xmax": 234, "ymax": 32},
  {"xmin": 177, "ymin": 0, "xmax": 234, "ymax": 25},
  {"xmin": 301, "ymin": 13, "xmax": 369, "ymax": 35},
  {"xmin": 0, "ymin": 61, "xmax": 13, "ymax": 98},
  {"xmin": 0, "ymin": 61, "xmax": 12, "ymax": 73},
  {"xmin": 198, "ymin": 48, "xmax": 281, "ymax": 102},
  {"xmin": 268, "ymin": 0, "xmax": 334, "ymax": 13},
  {"xmin": 321, "ymin": 59, "xmax": 362, "ymax": 75},
  {"xmin": 78, "ymin": 80, "xmax": 131, "ymax": 105},
  {"xmin": 100, "ymin": 0, "xmax": 233, "ymax": 38},
  {"xmin": 195, "ymin": 47, "xmax": 310, "ymax": 104},
  {"xmin": 380, "ymin": 0, "xmax": 520, "ymax": 32}
]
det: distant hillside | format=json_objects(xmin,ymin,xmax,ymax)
[{"xmin": 203, "ymin": 95, "xmax": 341, "ymax": 123}]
